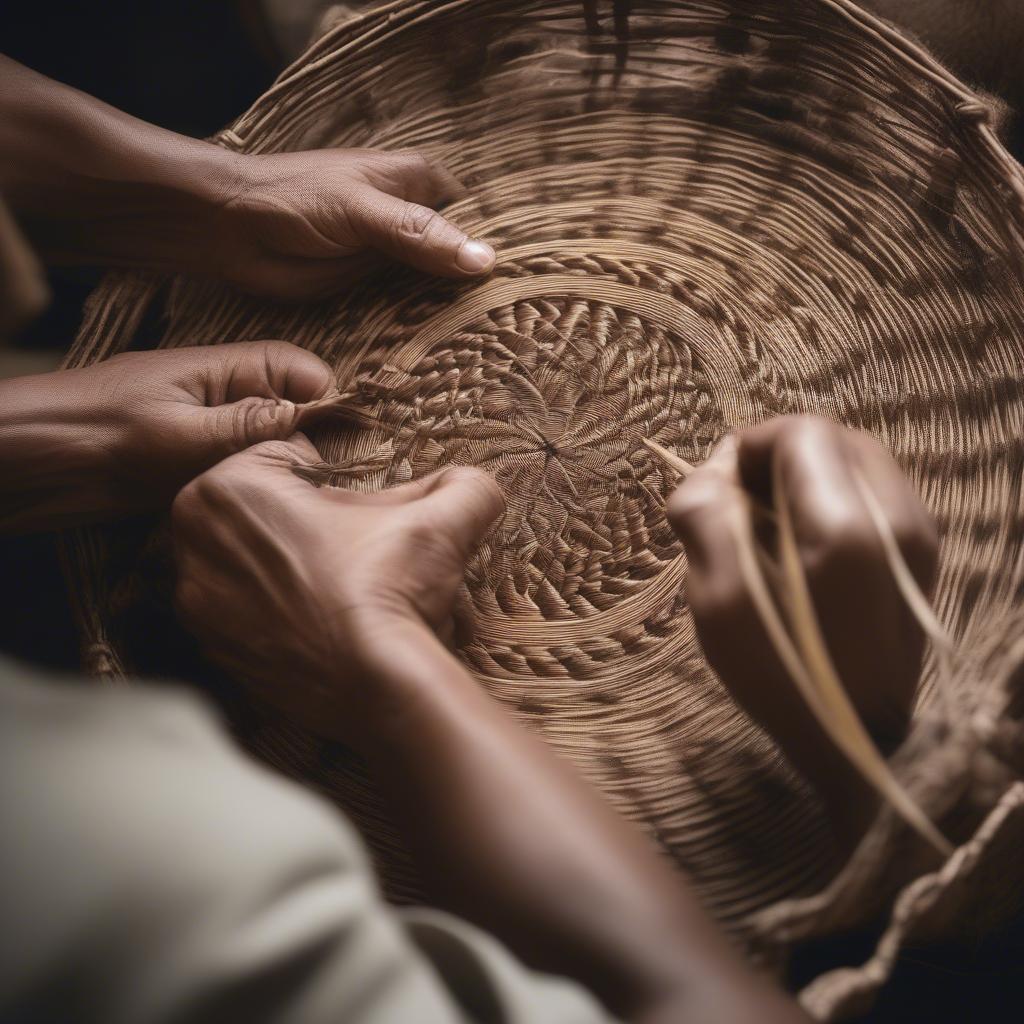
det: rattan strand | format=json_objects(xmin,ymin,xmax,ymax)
[{"xmin": 63, "ymin": 2, "xmax": 1024, "ymax": 1018}]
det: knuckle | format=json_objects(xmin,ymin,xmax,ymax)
[
  {"xmin": 442, "ymin": 465, "xmax": 499, "ymax": 499},
  {"xmin": 397, "ymin": 202, "xmax": 440, "ymax": 241},
  {"xmin": 399, "ymin": 149, "xmax": 433, "ymax": 175},
  {"xmin": 690, "ymin": 574, "xmax": 747, "ymax": 628},
  {"xmin": 441, "ymin": 465, "xmax": 483, "ymax": 484},
  {"xmin": 803, "ymin": 510, "xmax": 877, "ymax": 576},
  {"xmin": 830, "ymin": 510, "xmax": 877, "ymax": 552},
  {"xmin": 778, "ymin": 415, "xmax": 838, "ymax": 463},
  {"xmin": 218, "ymin": 398, "xmax": 277, "ymax": 451},
  {"xmin": 172, "ymin": 470, "xmax": 229, "ymax": 527},
  {"xmin": 228, "ymin": 401, "xmax": 260, "ymax": 451},
  {"xmin": 171, "ymin": 476, "xmax": 210, "ymax": 532},
  {"xmin": 666, "ymin": 476, "xmax": 720, "ymax": 537},
  {"xmin": 254, "ymin": 338, "xmax": 302, "ymax": 363},
  {"xmin": 170, "ymin": 488, "xmax": 197, "ymax": 535},
  {"xmin": 464, "ymin": 469, "xmax": 506, "ymax": 517},
  {"xmin": 666, "ymin": 483, "xmax": 699, "ymax": 529}
]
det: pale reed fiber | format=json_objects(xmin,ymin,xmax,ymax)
[{"xmin": 62, "ymin": 2, "xmax": 1024, "ymax": 1018}]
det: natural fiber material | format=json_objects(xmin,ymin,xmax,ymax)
[{"xmin": 64, "ymin": 1, "xmax": 1024, "ymax": 1017}]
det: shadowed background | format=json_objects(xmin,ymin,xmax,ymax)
[{"xmin": 1, "ymin": 2, "xmax": 1021, "ymax": 1020}]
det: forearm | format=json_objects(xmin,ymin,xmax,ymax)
[
  {"xmin": 0, "ymin": 369, "xmax": 121, "ymax": 533},
  {"xmin": 0, "ymin": 55, "xmax": 239, "ymax": 272},
  {"xmin": 357, "ymin": 625, "xmax": 803, "ymax": 1023}
]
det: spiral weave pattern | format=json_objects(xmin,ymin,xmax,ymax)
[{"xmin": 65, "ymin": 1, "xmax": 1024, "ymax": 1013}]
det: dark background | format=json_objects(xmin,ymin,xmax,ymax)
[
  {"xmin": 1, "ymin": 2, "xmax": 1022, "ymax": 1020},
  {"xmin": 0, "ymin": 0, "xmax": 278, "ymax": 673}
]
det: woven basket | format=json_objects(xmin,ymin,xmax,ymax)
[{"xmin": 64, "ymin": 1, "xmax": 1024, "ymax": 1017}]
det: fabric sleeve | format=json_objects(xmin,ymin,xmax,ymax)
[{"xmin": 0, "ymin": 663, "xmax": 615, "ymax": 1024}]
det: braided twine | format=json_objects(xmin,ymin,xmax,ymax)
[{"xmin": 63, "ymin": 2, "xmax": 1024, "ymax": 1017}]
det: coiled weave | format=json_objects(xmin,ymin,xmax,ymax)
[{"xmin": 64, "ymin": 2, "xmax": 1024, "ymax": 1017}]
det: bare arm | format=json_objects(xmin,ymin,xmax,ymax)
[
  {"xmin": 0, "ymin": 55, "xmax": 494, "ymax": 297},
  {"xmin": 0, "ymin": 53, "xmax": 238, "ymax": 273},
  {"xmin": 171, "ymin": 437, "xmax": 807, "ymax": 1024},
  {"xmin": 358, "ymin": 625, "xmax": 799, "ymax": 1024}
]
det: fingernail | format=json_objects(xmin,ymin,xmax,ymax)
[{"xmin": 456, "ymin": 239, "xmax": 495, "ymax": 274}]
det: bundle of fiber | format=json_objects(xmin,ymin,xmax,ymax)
[{"xmin": 63, "ymin": 1, "xmax": 1024, "ymax": 1017}]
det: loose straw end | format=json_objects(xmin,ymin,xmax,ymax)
[{"xmin": 643, "ymin": 438, "xmax": 695, "ymax": 477}]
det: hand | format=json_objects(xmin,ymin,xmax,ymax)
[
  {"xmin": 0, "ymin": 59, "xmax": 493, "ymax": 295},
  {"xmin": 174, "ymin": 436, "xmax": 806, "ymax": 1024},
  {"xmin": 0, "ymin": 341, "xmax": 334, "ymax": 532},
  {"xmin": 171, "ymin": 435, "xmax": 504, "ymax": 743},
  {"xmin": 212, "ymin": 149, "xmax": 496, "ymax": 298},
  {"xmin": 666, "ymin": 416, "xmax": 938, "ymax": 841}
]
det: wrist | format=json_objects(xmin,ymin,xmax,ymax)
[
  {"xmin": 0, "ymin": 369, "xmax": 123, "ymax": 532},
  {"xmin": 346, "ymin": 614, "xmax": 492, "ymax": 755},
  {"xmin": 28, "ymin": 139, "xmax": 242, "ymax": 275},
  {"xmin": 0, "ymin": 56, "xmax": 244, "ymax": 274}
]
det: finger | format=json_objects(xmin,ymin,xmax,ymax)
[
  {"xmin": 738, "ymin": 417, "xmax": 878, "ymax": 562},
  {"xmin": 743, "ymin": 419, "xmax": 936, "ymax": 585},
  {"xmin": 414, "ymin": 467, "xmax": 506, "ymax": 558},
  {"xmin": 665, "ymin": 439, "xmax": 796, "ymax": 714},
  {"xmin": 190, "ymin": 392, "xmax": 324, "ymax": 467},
  {"xmin": 665, "ymin": 434, "xmax": 739, "ymax": 575},
  {"xmin": 345, "ymin": 183, "xmax": 495, "ymax": 278},
  {"xmin": 210, "ymin": 341, "xmax": 336, "ymax": 405},
  {"xmin": 355, "ymin": 150, "xmax": 465, "ymax": 209},
  {"xmin": 764, "ymin": 418, "xmax": 918, "ymax": 738},
  {"xmin": 845, "ymin": 431, "xmax": 938, "ymax": 587},
  {"xmin": 195, "ymin": 396, "xmax": 302, "ymax": 459},
  {"xmin": 735, "ymin": 414, "xmax": 820, "ymax": 500}
]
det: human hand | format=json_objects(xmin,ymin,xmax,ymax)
[
  {"xmin": 171, "ymin": 435, "xmax": 504, "ymax": 744},
  {"xmin": 0, "ymin": 341, "xmax": 334, "ymax": 532},
  {"xmin": 0, "ymin": 59, "xmax": 494, "ymax": 295},
  {"xmin": 171, "ymin": 438, "xmax": 808, "ymax": 1024},
  {"xmin": 212, "ymin": 148, "xmax": 496, "ymax": 298},
  {"xmin": 666, "ymin": 416, "xmax": 938, "ymax": 839}
]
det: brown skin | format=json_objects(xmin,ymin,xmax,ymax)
[
  {"xmin": 0, "ymin": 58, "xmax": 800, "ymax": 1019},
  {"xmin": 170, "ymin": 417, "xmax": 935, "ymax": 1017},
  {"xmin": 0, "ymin": 50, "xmax": 937, "ymax": 1024},
  {"xmin": 667, "ymin": 417, "xmax": 938, "ymax": 849},
  {"xmin": 0, "ymin": 55, "xmax": 495, "ymax": 298},
  {"xmin": 0, "ymin": 342, "xmax": 336, "ymax": 533},
  {"xmin": 171, "ymin": 434, "xmax": 807, "ymax": 1024}
]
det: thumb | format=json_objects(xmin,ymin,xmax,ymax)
[
  {"xmin": 415, "ymin": 467, "xmax": 506, "ymax": 558},
  {"xmin": 346, "ymin": 184, "xmax": 495, "ymax": 278},
  {"xmin": 196, "ymin": 395, "xmax": 305, "ymax": 462},
  {"xmin": 186, "ymin": 430, "xmax": 323, "ymax": 499},
  {"xmin": 202, "ymin": 341, "xmax": 336, "ymax": 406}
]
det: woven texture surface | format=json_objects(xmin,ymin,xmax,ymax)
[{"xmin": 65, "ymin": 1, "xmax": 1024, "ymax": 1015}]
